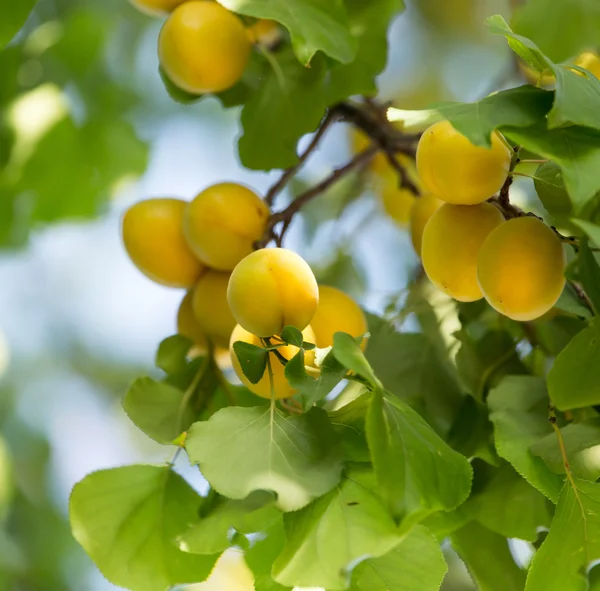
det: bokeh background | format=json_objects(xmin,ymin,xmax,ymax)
[{"xmin": 0, "ymin": 0, "xmax": 526, "ymax": 589}]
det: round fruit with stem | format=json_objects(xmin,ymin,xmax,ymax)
[
  {"xmin": 421, "ymin": 202, "xmax": 505, "ymax": 302},
  {"xmin": 122, "ymin": 198, "xmax": 205, "ymax": 288},
  {"xmin": 191, "ymin": 270, "xmax": 236, "ymax": 349},
  {"xmin": 227, "ymin": 248, "xmax": 319, "ymax": 337},
  {"xmin": 159, "ymin": 1, "xmax": 251, "ymax": 94},
  {"xmin": 477, "ymin": 216, "xmax": 566, "ymax": 321},
  {"xmin": 416, "ymin": 120, "xmax": 512, "ymax": 205},
  {"xmin": 310, "ymin": 285, "xmax": 368, "ymax": 349},
  {"xmin": 230, "ymin": 324, "xmax": 316, "ymax": 400},
  {"xmin": 184, "ymin": 182, "xmax": 269, "ymax": 271},
  {"xmin": 409, "ymin": 192, "xmax": 443, "ymax": 256},
  {"xmin": 129, "ymin": 0, "xmax": 188, "ymax": 16}
]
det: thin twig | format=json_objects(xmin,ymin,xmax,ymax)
[
  {"xmin": 271, "ymin": 146, "xmax": 377, "ymax": 246},
  {"xmin": 569, "ymin": 280, "xmax": 596, "ymax": 315},
  {"xmin": 264, "ymin": 109, "xmax": 338, "ymax": 207}
]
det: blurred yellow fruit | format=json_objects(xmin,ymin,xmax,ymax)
[
  {"xmin": 184, "ymin": 183, "xmax": 269, "ymax": 271},
  {"xmin": 409, "ymin": 192, "xmax": 443, "ymax": 256},
  {"xmin": 416, "ymin": 120, "xmax": 512, "ymax": 205},
  {"xmin": 159, "ymin": 1, "xmax": 251, "ymax": 94},
  {"xmin": 228, "ymin": 248, "xmax": 319, "ymax": 337},
  {"xmin": 574, "ymin": 51, "xmax": 600, "ymax": 78},
  {"xmin": 230, "ymin": 324, "xmax": 316, "ymax": 400},
  {"xmin": 122, "ymin": 198, "xmax": 205, "ymax": 288},
  {"xmin": 246, "ymin": 19, "xmax": 281, "ymax": 45},
  {"xmin": 381, "ymin": 181, "xmax": 417, "ymax": 227},
  {"xmin": 477, "ymin": 217, "xmax": 566, "ymax": 321},
  {"xmin": 129, "ymin": 0, "xmax": 187, "ymax": 16},
  {"xmin": 422, "ymin": 202, "xmax": 505, "ymax": 302},
  {"xmin": 310, "ymin": 285, "xmax": 368, "ymax": 349},
  {"xmin": 519, "ymin": 61, "xmax": 555, "ymax": 86},
  {"xmin": 351, "ymin": 128, "xmax": 389, "ymax": 174},
  {"xmin": 192, "ymin": 271, "xmax": 236, "ymax": 349},
  {"xmin": 177, "ymin": 291, "xmax": 208, "ymax": 350},
  {"xmin": 191, "ymin": 549, "xmax": 254, "ymax": 591}
]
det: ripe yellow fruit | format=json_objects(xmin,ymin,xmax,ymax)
[
  {"xmin": 177, "ymin": 291, "xmax": 208, "ymax": 350},
  {"xmin": 129, "ymin": 0, "xmax": 187, "ymax": 16},
  {"xmin": 227, "ymin": 248, "xmax": 319, "ymax": 337},
  {"xmin": 158, "ymin": 1, "xmax": 251, "ymax": 94},
  {"xmin": 416, "ymin": 120, "xmax": 512, "ymax": 205},
  {"xmin": 422, "ymin": 202, "xmax": 505, "ymax": 302},
  {"xmin": 230, "ymin": 324, "xmax": 316, "ymax": 400},
  {"xmin": 575, "ymin": 51, "xmax": 600, "ymax": 79},
  {"xmin": 122, "ymin": 198, "xmax": 205, "ymax": 288},
  {"xmin": 310, "ymin": 285, "xmax": 368, "ymax": 349},
  {"xmin": 246, "ymin": 19, "xmax": 281, "ymax": 45},
  {"xmin": 184, "ymin": 183, "xmax": 269, "ymax": 271},
  {"xmin": 477, "ymin": 217, "xmax": 566, "ymax": 321},
  {"xmin": 409, "ymin": 192, "xmax": 443, "ymax": 256},
  {"xmin": 381, "ymin": 182, "xmax": 417, "ymax": 227},
  {"xmin": 192, "ymin": 271, "xmax": 236, "ymax": 349},
  {"xmin": 194, "ymin": 549, "xmax": 254, "ymax": 591}
]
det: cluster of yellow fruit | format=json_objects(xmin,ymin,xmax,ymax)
[
  {"xmin": 129, "ymin": 0, "xmax": 278, "ymax": 94},
  {"xmin": 121, "ymin": 183, "xmax": 368, "ymax": 400},
  {"xmin": 412, "ymin": 120, "xmax": 566, "ymax": 322}
]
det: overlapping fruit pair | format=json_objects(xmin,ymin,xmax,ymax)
[
  {"xmin": 373, "ymin": 120, "xmax": 566, "ymax": 322},
  {"xmin": 121, "ymin": 184, "xmax": 368, "ymax": 399},
  {"xmin": 130, "ymin": 0, "xmax": 279, "ymax": 95}
]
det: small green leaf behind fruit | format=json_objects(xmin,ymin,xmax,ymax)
[{"xmin": 232, "ymin": 341, "xmax": 268, "ymax": 384}]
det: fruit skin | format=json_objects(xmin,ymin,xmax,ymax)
[
  {"xmin": 575, "ymin": 52, "xmax": 600, "ymax": 79},
  {"xmin": 310, "ymin": 285, "xmax": 368, "ymax": 349},
  {"xmin": 416, "ymin": 120, "xmax": 512, "ymax": 205},
  {"xmin": 229, "ymin": 324, "xmax": 316, "ymax": 400},
  {"xmin": 409, "ymin": 192, "xmax": 443, "ymax": 256},
  {"xmin": 380, "ymin": 170, "xmax": 418, "ymax": 227},
  {"xmin": 246, "ymin": 19, "xmax": 281, "ymax": 46},
  {"xmin": 158, "ymin": 1, "xmax": 251, "ymax": 94},
  {"xmin": 477, "ymin": 217, "xmax": 566, "ymax": 321},
  {"xmin": 227, "ymin": 248, "xmax": 319, "ymax": 337},
  {"xmin": 192, "ymin": 271, "xmax": 237, "ymax": 349},
  {"xmin": 129, "ymin": 0, "xmax": 188, "ymax": 16},
  {"xmin": 422, "ymin": 202, "xmax": 505, "ymax": 302},
  {"xmin": 184, "ymin": 183, "xmax": 269, "ymax": 271},
  {"xmin": 122, "ymin": 198, "xmax": 205, "ymax": 288},
  {"xmin": 177, "ymin": 291, "xmax": 208, "ymax": 350}
]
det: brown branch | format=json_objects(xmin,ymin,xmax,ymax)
[
  {"xmin": 264, "ymin": 109, "xmax": 339, "ymax": 207},
  {"xmin": 256, "ymin": 146, "xmax": 377, "ymax": 248},
  {"xmin": 570, "ymin": 280, "xmax": 595, "ymax": 315}
]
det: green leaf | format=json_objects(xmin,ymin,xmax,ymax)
[
  {"xmin": 123, "ymin": 377, "xmax": 196, "ymax": 445},
  {"xmin": 548, "ymin": 318, "xmax": 600, "ymax": 410},
  {"xmin": 232, "ymin": 341, "xmax": 267, "ymax": 385},
  {"xmin": 487, "ymin": 14, "xmax": 552, "ymax": 74},
  {"xmin": 349, "ymin": 525, "xmax": 447, "ymax": 591},
  {"xmin": 504, "ymin": 123, "xmax": 600, "ymax": 212},
  {"xmin": 272, "ymin": 468, "xmax": 404, "ymax": 589},
  {"xmin": 158, "ymin": 66, "xmax": 202, "ymax": 105},
  {"xmin": 451, "ymin": 521, "xmax": 527, "ymax": 591},
  {"xmin": 186, "ymin": 406, "xmax": 343, "ymax": 511},
  {"xmin": 279, "ymin": 326, "xmax": 304, "ymax": 348},
  {"xmin": 471, "ymin": 463, "xmax": 552, "ymax": 541},
  {"xmin": 365, "ymin": 314, "xmax": 463, "ymax": 436},
  {"xmin": 512, "ymin": 0, "xmax": 600, "ymax": 63},
  {"xmin": 217, "ymin": 0, "xmax": 356, "ymax": 65},
  {"xmin": 245, "ymin": 518, "xmax": 287, "ymax": 578},
  {"xmin": 238, "ymin": 50, "xmax": 328, "ymax": 170},
  {"xmin": 178, "ymin": 491, "xmax": 279, "ymax": 555},
  {"xmin": 366, "ymin": 389, "xmax": 473, "ymax": 528},
  {"xmin": 534, "ymin": 161, "xmax": 573, "ymax": 219},
  {"xmin": 155, "ymin": 335, "xmax": 193, "ymax": 375},
  {"xmin": 525, "ymin": 479, "xmax": 600, "ymax": 591},
  {"xmin": 550, "ymin": 65, "xmax": 600, "ymax": 131},
  {"xmin": 332, "ymin": 332, "xmax": 379, "ymax": 388},
  {"xmin": 455, "ymin": 330, "xmax": 527, "ymax": 400},
  {"xmin": 531, "ymin": 418, "xmax": 600, "ymax": 481},
  {"xmin": 437, "ymin": 85, "xmax": 553, "ymax": 146},
  {"xmin": 573, "ymin": 219, "xmax": 600, "ymax": 247},
  {"xmin": 488, "ymin": 376, "xmax": 563, "ymax": 502},
  {"xmin": 576, "ymin": 239, "xmax": 600, "ymax": 313},
  {"xmin": 69, "ymin": 465, "xmax": 218, "ymax": 591},
  {"xmin": 555, "ymin": 282, "xmax": 593, "ymax": 318},
  {"xmin": 328, "ymin": 394, "xmax": 371, "ymax": 462},
  {"xmin": 326, "ymin": 0, "xmax": 404, "ymax": 103},
  {"xmin": 0, "ymin": 0, "xmax": 36, "ymax": 49},
  {"xmin": 284, "ymin": 349, "xmax": 347, "ymax": 408}
]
